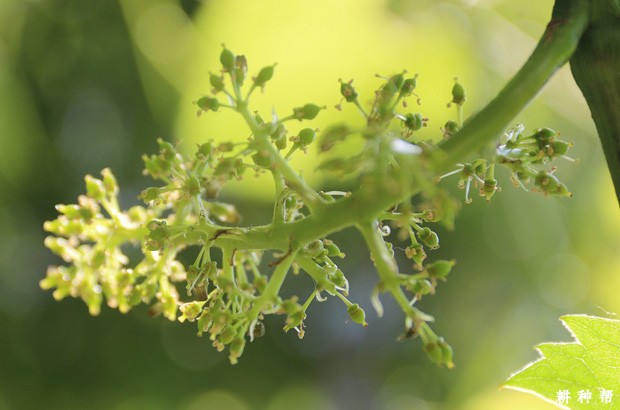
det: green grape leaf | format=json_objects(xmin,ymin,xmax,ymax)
[{"xmin": 503, "ymin": 314, "xmax": 620, "ymax": 409}]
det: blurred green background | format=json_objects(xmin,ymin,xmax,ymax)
[{"xmin": 1, "ymin": 0, "xmax": 619, "ymax": 409}]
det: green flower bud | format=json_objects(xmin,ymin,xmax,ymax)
[
  {"xmin": 101, "ymin": 168, "xmax": 118, "ymax": 195},
  {"xmin": 533, "ymin": 127, "xmax": 556, "ymax": 146},
  {"xmin": 481, "ymin": 178, "xmax": 498, "ymax": 201},
  {"xmin": 339, "ymin": 79, "xmax": 358, "ymax": 103},
  {"xmin": 408, "ymin": 278, "xmax": 433, "ymax": 296},
  {"xmin": 284, "ymin": 310, "xmax": 306, "ymax": 331},
  {"xmin": 234, "ymin": 55, "xmax": 248, "ymax": 85},
  {"xmin": 303, "ymin": 240, "xmax": 325, "ymax": 258},
  {"xmin": 186, "ymin": 175, "xmax": 201, "ymax": 197},
  {"xmin": 228, "ymin": 337, "xmax": 246, "ymax": 365},
  {"xmin": 220, "ymin": 46, "xmax": 235, "ymax": 72},
  {"xmin": 148, "ymin": 223, "xmax": 169, "ymax": 242},
  {"xmin": 347, "ymin": 303, "xmax": 368, "ymax": 326},
  {"xmin": 535, "ymin": 170, "xmax": 559, "ymax": 192},
  {"xmin": 402, "ymin": 113, "xmax": 427, "ymax": 131},
  {"xmin": 179, "ymin": 301, "xmax": 206, "ymax": 322},
  {"xmin": 324, "ymin": 239, "xmax": 345, "ymax": 258},
  {"xmin": 418, "ymin": 227, "xmax": 439, "ymax": 249},
  {"xmin": 438, "ymin": 339, "xmax": 454, "ymax": 369},
  {"xmin": 196, "ymin": 96, "xmax": 220, "ymax": 113},
  {"xmin": 426, "ymin": 259, "xmax": 455, "ymax": 280},
  {"xmin": 158, "ymin": 139, "xmax": 177, "ymax": 161},
  {"xmin": 550, "ymin": 140, "xmax": 571, "ymax": 156},
  {"xmin": 328, "ymin": 269, "xmax": 348, "ymax": 290},
  {"xmin": 284, "ymin": 196, "xmax": 298, "ymax": 213},
  {"xmin": 214, "ymin": 157, "xmax": 245, "ymax": 179},
  {"xmin": 146, "ymin": 219, "xmax": 163, "ymax": 231},
  {"xmin": 424, "ymin": 341, "xmax": 443, "ymax": 365},
  {"xmin": 380, "ymin": 73, "xmax": 404, "ymax": 101},
  {"xmin": 298, "ymin": 128, "xmax": 316, "ymax": 145},
  {"xmin": 534, "ymin": 171, "xmax": 572, "ymax": 197},
  {"xmin": 85, "ymin": 175, "xmax": 106, "ymax": 201},
  {"xmin": 281, "ymin": 297, "xmax": 301, "ymax": 314},
  {"xmin": 218, "ymin": 142, "xmax": 235, "ymax": 153},
  {"xmin": 253, "ymin": 64, "xmax": 276, "ymax": 88},
  {"xmin": 399, "ymin": 74, "xmax": 419, "ymax": 98},
  {"xmin": 197, "ymin": 142, "xmax": 214, "ymax": 161},
  {"xmin": 293, "ymin": 104, "xmax": 323, "ymax": 121},
  {"xmin": 405, "ymin": 243, "xmax": 427, "ymax": 268},
  {"xmin": 252, "ymin": 151, "xmax": 273, "ymax": 168},
  {"xmin": 209, "ymin": 73, "xmax": 225, "ymax": 93},
  {"xmin": 197, "ymin": 312, "xmax": 213, "ymax": 336},
  {"xmin": 450, "ymin": 78, "xmax": 466, "ymax": 106},
  {"xmin": 216, "ymin": 325, "xmax": 235, "ymax": 345},
  {"xmin": 139, "ymin": 187, "xmax": 160, "ymax": 203}
]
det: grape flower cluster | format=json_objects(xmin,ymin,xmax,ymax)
[{"xmin": 42, "ymin": 46, "xmax": 574, "ymax": 366}]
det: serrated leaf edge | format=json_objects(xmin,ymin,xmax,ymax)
[{"xmin": 500, "ymin": 314, "xmax": 620, "ymax": 410}]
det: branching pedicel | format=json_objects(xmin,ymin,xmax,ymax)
[{"xmin": 42, "ymin": 46, "xmax": 574, "ymax": 366}]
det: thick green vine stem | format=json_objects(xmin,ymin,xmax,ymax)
[
  {"xmin": 437, "ymin": 0, "xmax": 588, "ymax": 171},
  {"xmin": 42, "ymin": 43, "xmax": 576, "ymax": 365},
  {"xmin": 570, "ymin": 0, "xmax": 620, "ymax": 203}
]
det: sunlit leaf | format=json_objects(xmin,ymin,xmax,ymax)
[{"xmin": 503, "ymin": 314, "xmax": 620, "ymax": 409}]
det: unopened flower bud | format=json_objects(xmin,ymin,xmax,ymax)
[
  {"xmin": 426, "ymin": 259, "xmax": 455, "ymax": 280},
  {"xmin": 449, "ymin": 78, "xmax": 466, "ymax": 106},
  {"xmin": 220, "ymin": 46, "xmax": 235, "ymax": 72},
  {"xmin": 418, "ymin": 227, "xmax": 439, "ymax": 249},
  {"xmin": 298, "ymin": 128, "xmax": 316, "ymax": 145},
  {"xmin": 293, "ymin": 104, "xmax": 323, "ymax": 121},
  {"xmin": 347, "ymin": 303, "xmax": 368, "ymax": 326},
  {"xmin": 253, "ymin": 64, "xmax": 276, "ymax": 88}
]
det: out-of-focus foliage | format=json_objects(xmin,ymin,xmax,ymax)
[{"xmin": 0, "ymin": 0, "xmax": 618, "ymax": 409}]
